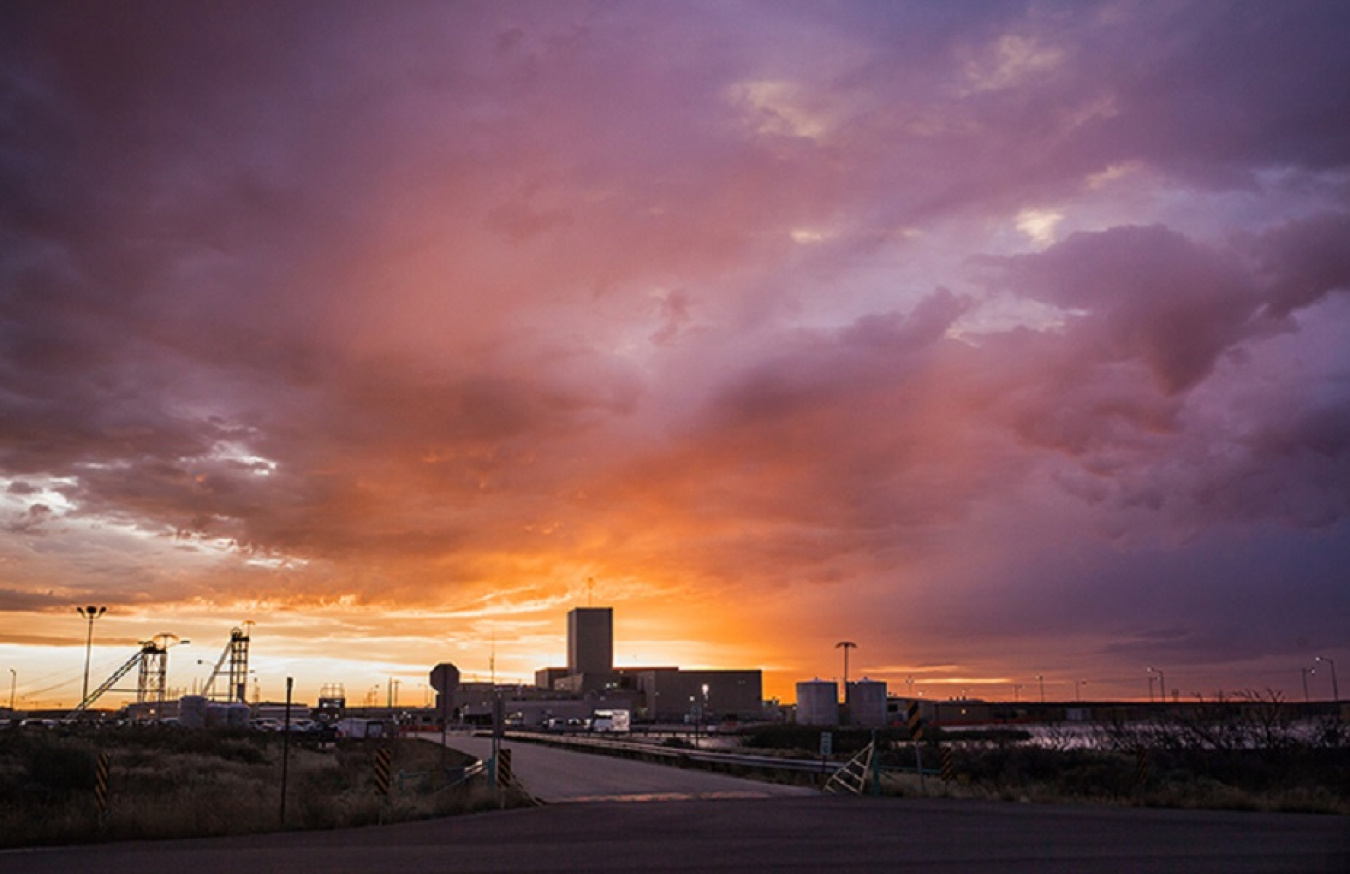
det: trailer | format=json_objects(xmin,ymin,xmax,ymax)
[{"xmin": 590, "ymin": 708, "xmax": 630, "ymax": 733}]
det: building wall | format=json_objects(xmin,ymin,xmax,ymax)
[
  {"xmin": 639, "ymin": 669, "xmax": 762, "ymax": 721},
  {"xmin": 535, "ymin": 667, "xmax": 569, "ymax": 690},
  {"xmin": 465, "ymin": 691, "xmax": 640, "ymax": 726},
  {"xmin": 554, "ymin": 672, "xmax": 617, "ymax": 696},
  {"xmin": 567, "ymin": 607, "xmax": 613, "ymax": 675},
  {"xmin": 886, "ymin": 697, "xmax": 994, "ymax": 725}
]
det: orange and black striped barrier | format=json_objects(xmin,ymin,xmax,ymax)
[
  {"xmin": 374, "ymin": 747, "xmax": 392, "ymax": 796},
  {"xmin": 95, "ymin": 751, "xmax": 110, "ymax": 815}
]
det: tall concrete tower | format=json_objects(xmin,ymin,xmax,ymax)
[{"xmin": 567, "ymin": 607, "xmax": 613, "ymax": 675}]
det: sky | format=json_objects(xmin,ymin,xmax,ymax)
[{"xmin": 2, "ymin": 1, "xmax": 1348, "ymax": 711}]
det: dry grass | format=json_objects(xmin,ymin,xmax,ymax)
[
  {"xmin": 0, "ymin": 726, "xmax": 524, "ymax": 848},
  {"xmin": 874, "ymin": 743, "xmax": 1350, "ymax": 815}
]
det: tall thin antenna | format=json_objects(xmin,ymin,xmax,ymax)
[
  {"xmin": 490, "ymin": 630, "xmax": 496, "ymax": 687},
  {"xmin": 587, "ymin": 576, "xmax": 594, "ymax": 607}
]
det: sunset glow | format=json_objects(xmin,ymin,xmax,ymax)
[{"xmin": 2, "ymin": 2, "xmax": 1348, "ymax": 711}]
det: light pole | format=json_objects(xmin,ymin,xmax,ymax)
[
  {"xmin": 1315, "ymin": 656, "xmax": 1339, "ymax": 702},
  {"xmin": 1076, "ymin": 679, "xmax": 1087, "ymax": 703},
  {"xmin": 1302, "ymin": 667, "xmax": 1313, "ymax": 703},
  {"xmin": 1013, "ymin": 683, "xmax": 1023, "ymax": 703},
  {"xmin": 1036, "ymin": 674, "xmax": 1045, "ymax": 703},
  {"xmin": 76, "ymin": 605, "xmax": 107, "ymax": 705},
  {"xmin": 835, "ymin": 641, "xmax": 857, "ymax": 688},
  {"xmin": 8, "ymin": 668, "xmax": 14, "ymax": 713},
  {"xmin": 1148, "ymin": 667, "xmax": 1166, "ymax": 704}
]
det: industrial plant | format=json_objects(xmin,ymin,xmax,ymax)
[
  {"xmin": 6, "ymin": 605, "xmax": 779, "ymax": 732},
  {"xmin": 430, "ymin": 606, "xmax": 766, "ymax": 728}
]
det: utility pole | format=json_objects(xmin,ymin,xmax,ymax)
[
  {"xmin": 1316, "ymin": 656, "xmax": 1339, "ymax": 702},
  {"xmin": 280, "ymin": 677, "xmax": 293, "ymax": 826},
  {"xmin": 836, "ymin": 641, "xmax": 858, "ymax": 687},
  {"xmin": 836, "ymin": 642, "xmax": 857, "ymax": 726}
]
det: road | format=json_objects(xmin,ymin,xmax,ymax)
[
  {"xmin": 3, "ymin": 796, "xmax": 1345, "ymax": 873},
  {"xmin": 439, "ymin": 733, "xmax": 817, "ymax": 802}
]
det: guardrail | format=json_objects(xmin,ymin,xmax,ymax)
[
  {"xmin": 498, "ymin": 730, "xmax": 836, "ymax": 775},
  {"xmin": 405, "ymin": 757, "xmax": 485, "ymax": 795}
]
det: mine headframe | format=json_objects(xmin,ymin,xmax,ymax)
[
  {"xmin": 200, "ymin": 625, "xmax": 251, "ymax": 703},
  {"xmin": 67, "ymin": 633, "xmax": 183, "ymax": 717}
]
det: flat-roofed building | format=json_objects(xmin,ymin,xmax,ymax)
[
  {"xmin": 535, "ymin": 667, "xmax": 570, "ymax": 690},
  {"xmin": 637, "ymin": 668, "xmax": 763, "ymax": 722}
]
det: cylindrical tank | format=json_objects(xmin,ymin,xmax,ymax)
[
  {"xmin": 224, "ymin": 702, "xmax": 251, "ymax": 729},
  {"xmin": 204, "ymin": 702, "xmax": 231, "ymax": 728},
  {"xmin": 795, "ymin": 679, "xmax": 839, "ymax": 726},
  {"xmin": 178, "ymin": 695, "xmax": 208, "ymax": 729},
  {"xmin": 846, "ymin": 678, "xmax": 888, "ymax": 728}
]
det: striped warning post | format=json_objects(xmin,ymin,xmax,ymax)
[
  {"xmin": 906, "ymin": 701, "xmax": 924, "ymax": 742},
  {"xmin": 374, "ymin": 747, "xmax": 392, "ymax": 796},
  {"xmin": 95, "ymin": 751, "xmax": 110, "ymax": 814},
  {"xmin": 497, "ymin": 748, "xmax": 513, "ymax": 788},
  {"xmin": 939, "ymin": 746, "xmax": 954, "ymax": 782}
]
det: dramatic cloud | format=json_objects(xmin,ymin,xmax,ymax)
[{"xmin": 2, "ymin": 1, "xmax": 1348, "ymax": 706}]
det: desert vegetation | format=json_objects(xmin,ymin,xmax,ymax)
[
  {"xmin": 742, "ymin": 692, "xmax": 1350, "ymax": 814},
  {"xmin": 0, "ymin": 724, "xmax": 521, "ymax": 848}
]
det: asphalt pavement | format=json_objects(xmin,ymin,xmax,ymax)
[
  {"xmin": 440, "ymin": 733, "xmax": 817, "ymax": 802},
  {"xmin": 3, "ymin": 795, "xmax": 1345, "ymax": 873}
]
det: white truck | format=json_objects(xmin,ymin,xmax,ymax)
[{"xmin": 589, "ymin": 708, "xmax": 630, "ymax": 733}]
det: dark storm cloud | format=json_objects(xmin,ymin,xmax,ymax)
[
  {"xmin": 1254, "ymin": 211, "xmax": 1350, "ymax": 318},
  {"xmin": 1083, "ymin": 2, "xmax": 1350, "ymax": 179},
  {"xmin": 975, "ymin": 225, "xmax": 1263, "ymax": 394}
]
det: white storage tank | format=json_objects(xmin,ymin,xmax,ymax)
[
  {"xmin": 846, "ymin": 678, "xmax": 888, "ymax": 728},
  {"xmin": 795, "ymin": 679, "xmax": 839, "ymax": 726}
]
